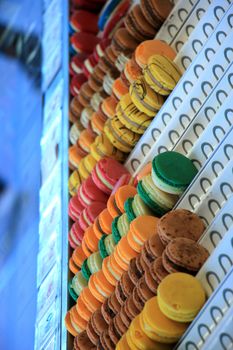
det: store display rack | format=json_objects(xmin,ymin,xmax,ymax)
[{"xmin": 35, "ymin": 0, "xmax": 233, "ymax": 349}]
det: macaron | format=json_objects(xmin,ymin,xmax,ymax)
[
  {"xmin": 109, "ymin": 291, "xmax": 122, "ymax": 315},
  {"xmin": 99, "ymin": 330, "xmax": 115, "ymax": 350},
  {"xmin": 137, "ymin": 174, "xmax": 178, "ymax": 216},
  {"xmin": 116, "ymin": 235, "xmax": 138, "ymax": 265},
  {"xmin": 116, "ymin": 334, "xmax": 131, "ymax": 350},
  {"xmin": 124, "ymin": 54, "xmax": 143, "ymax": 85},
  {"xmin": 93, "ymin": 38, "xmax": 111, "ymax": 62},
  {"xmin": 91, "ymin": 111, "xmax": 106, "ymax": 135},
  {"xmin": 70, "ymin": 74, "xmax": 87, "ymax": 96},
  {"xmin": 131, "ymin": 193, "xmax": 153, "ymax": 218},
  {"xmin": 70, "ymin": 98, "xmax": 84, "ymax": 122},
  {"xmin": 90, "ymin": 133, "xmax": 125, "ymax": 162},
  {"xmin": 70, "ymin": 53, "xmax": 88, "ymax": 75},
  {"xmin": 144, "ymin": 54, "xmax": 182, "ymax": 96},
  {"xmin": 86, "ymin": 320, "xmax": 99, "ymax": 346},
  {"xmin": 90, "ymin": 308, "xmax": 108, "ymax": 336},
  {"xmin": 91, "ymin": 90, "xmax": 108, "ymax": 112},
  {"xmin": 162, "ymin": 238, "xmax": 209, "ymax": 275},
  {"xmin": 141, "ymin": 234, "xmax": 165, "ymax": 266},
  {"xmin": 135, "ymin": 39, "xmax": 176, "ymax": 69},
  {"xmin": 99, "ymin": 234, "xmax": 116, "ymax": 258},
  {"xmin": 69, "ymin": 145, "xmax": 85, "ymax": 169},
  {"xmin": 140, "ymin": 296, "xmax": 187, "ymax": 344},
  {"xmin": 82, "ymin": 251, "xmax": 103, "ymax": 281},
  {"xmin": 127, "ymin": 315, "xmax": 157, "ymax": 350},
  {"xmin": 80, "ymin": 106, "xmax": 95, "ymax": 128},
  {"xmin": 127, "ymin": 215, "xmax": 159, "ymax": 254},
  {"xmin": 116, "ymin": 93, "xmax": 152, "ymax": 134},
  {"xmin": 104, "ymin": 116, "xmax": 140, "ymax": 153},
  {"xmin": 81, "ymin": 154, "xmax": 97, "ymax": 175},
  {"xmin": 79, "ymin": 129, "xmax": 96, "ymax": 153},
  {"xmin": 140, "ymin": 0, "xmax": 173, "ymax": 29},
  {"xmin": 112, "ymin": 77, "xmax": 129, "ymax": 101},
  {"xmin": 68, "ymin": 195, "xmax": 84, "ymax": 221},
  {"xmin": 95, "ymin": 270, "xmax": 115, "ymax": 298},
  {"xmin": 83, "ymin": 225, "xmax": 99, "ymax": 253},
  {"xmin": 101, "ymin": 298, "xmax": 115, "ymax": 325},
  {"xmin": 151, "ymin": 151, "xmax": 198, "ymax": 195},
  {"xmin": 69, "ymin": 169, "xmax": 82, "ymax": 196},
  {"xmin": 112, "ymin": 27, "xmax": 139, "ymax": 56},
  {"xmin": 81, "ymin": 286, "xmax": 102, "ymax": 313},
  {"xmin": 128, "ymin": 257, "xmax": 143, "ymax": 285},
  {"xmin": 102, "ymin": 256, "xmax": 118, "ymax": 286},
  {"xmin": 69, "ymin": 220, "xmax": 85, "ymax": 247},
  {"xmin": 112, "ymin": 213, "xmax": 130, "ymax": 244},
  {"xmin": 71, "ymin": 32, "xmax": 101, "ymax": 54},
  {"xmin": 72, "ymin": 271, "xmax": 88, "ymax": 297},
  {"xmin": 65, "ymin": 312, "xmax": 79, "ymax": 337},
  {"xmin": 115, "ymin": 185, "xmax": 138, "ymax": 214},
  {"xmin": 98, "ymin": 0, "xmax": 123, "ymax": 31},
  {"xmin": 91, "ymin": 157, "xmax": 129, "ymax": 194},
  {"xmin": 70, "ymin": 10, "xmax": 99, "ymax": 33},
  {"xmin": 158, "ymin": 273, "xmax": 206, "ymax": 322},
  {"xmin": 69, "ymin": 256, "xmax": 80, "ymax": 274},
  {"xmin": 73, "ymin": 331, "xmax": 96, "ymax": 350},
  {"xmin": 157, "ymin": 209, "xmax": 205, "ymax": 246},
  {"xmin": 102, "ymin": 95, "xmax": 118, "ymax": 119},
  {"xmin": 124, "ymin": 4, "xmax": 157, "ymax": 41},
  {"xmin": 78, "ymin": 175, "xmax": 108, "ymax": 208},
  {"xmin": 72, "ymin": 245, "xmax": 88, "ymax": 269},
  {"xmin": 79, "ymin": 201, "xmax": 106, "ymax": 231},
  {"xmin": 69, "ymin": 121, "xmax": 84, "ymax": 145},
  {"xmin": 130, "ymin": 77, "xmax": 164, "ymax": 117}
]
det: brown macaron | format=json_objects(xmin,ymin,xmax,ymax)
[
  {"xmin": 141, "ymin": 233, "xmax": 165, "ymax": 266},
  {"xmin": 112, "ymin": 28, "xmax": 139, "ymax": 56},
  {"xmin": 125, "ymin": 295, "xmax": 141, "ymax": 320},
  {"xmin": 158, "ymin": 209, "xmax": 206, "ymax": 246},
  {"xmin": 74, "ymin": 331, "xmax": 96, "ymax": 350},
  {"xmin": 113, "ymin": 314, "xmax": 128, "ymax": 336},
  {"xmin": 101, "ymin": 298, "xmax": 115, "ymax": 325},
  {"xmin": 86, "ymin": 319, "xmax": 99, "ymax": 345},
  {"xmin": 119, "ymin": 305, "xmax": 131, "ymax": 328},
  {"xmin": 136, "ymin": 275, "xmax": 155, "ymax": 303},
  {"xmin": 115, "ymin": 280, "xmax": 127, "ymax": 306},
  {"xmin": 150, "ymin": 256, "xmax": 169, "ymax": 284},
  {"xmin": 128, "ymin": 257, "xmax": 143, "ymax": 285},
  {"xmin": 132, "ymin": 286, "xmax": 144, "ymax": 312},
  {"xmin": 108, "ymin": 292, "xmax": 121, "ymax": 314},
  {"xmin": 90, "ymin": 309, "xmax": 108, "ymax": 337},
  {"xmin": 80, "ymin": 82, "xmax": 95, "ymax": 100},
  {"xmin": 124, "ymin": 4, "xmax": 157, "ymax": 41},
  {"xmin": 108, "ymin": 320, "xmax": 121, "ymax": 345},
  {"xmin": 88, "ymin": 74, "xmax": 103, "ymax": 92},
  {"xmin": 98, "ymin": 330, "xmax": 115, "ymax": 350},
  {"xmin": 120, "ymin": 272, "xmax": 135, "ymax": 298},
  {"xmin": 140, "ymin": 0, "xmax": 173, "ymax": 29},
  {"xmin": 144, "ymin": 264, "xmax": 159, "ymax": 294},
  {"xmin": 162, "ymin": 238, "xmax": 209, "ymax": 274},
  {"xmin": 70, "ymin": 96, "xmax": 84, "ymax": 118}
]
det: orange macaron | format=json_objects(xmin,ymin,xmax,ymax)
[
  {"xmin": 65, "ymin": 311, "xmax": 79, "ymax": 337},
  {"xmin": 117, "ymin": 236, "xmax": 138, "ymax": 264},
  {"xmin": 112, "ymin": 77, "xmax": 129, "ymax": 101},
  {"xmin": 101, "ymin": 95, "xmax": 118, "ymax": 119},
  {"xmin": 88, "ymin": 274, "xmax": 106, "ymax": 303},
  {"xmin": 72, "ymin": 245, "xmax": 87, "ymax": 268},
  {"xmin": 95, "ymin": 270, "xmax": 115, "ymax": 297},
  {"xmin": 136, "ymin": 162, "xmax": 152, "ymax": 182},
  {"xmin": 102, "ymin": 256, "xmax": 118, "ymax": 286},
  {"xmin": 91, "ymin": 111, "xmax": 106, "ymax": 135},
  {"xmin": 109, "ymin": 253, "xmax": 125, "ymax": 279},
  {"xmin": 127, "ymin": 215, "xmax": 159, "ymax": 253},
  {"xmin": 81, "ymin": 237, "xmax": 93, "ymax": 257},
  {"xmin": 113, "ymin": 247, "xmax": 129, "ymax": 271},
  {"xmin": 69, "ymin": 257, "xmax": 80, "ymax": 274},
  {"xmin": 107, "ymin": 194, "xmax": 120, "ymax": 219},
  {"xmin": 79, "ymin": 129, "xmax": 96, "ymax": 153},
  {"xmin": 83, "ymin": 225, "xmax": 99, "ymax": 253},
  {"xmin": 76, "ymin": 293, "xmax": 92, "ymax": 321},
  {"xmin": 115, "ymin": 185, "xmax": 137, "ymax": 213},
  {"xmin": 70, "ymin": 305, "xmax": 88, "ymax": 331},
  {"xmin": 81, "ymin": 287, "xmax": 102, "ymax": 313},
  {"xmin": 99, "ymin": 208, "xmax": 113, "ymax": 235}
]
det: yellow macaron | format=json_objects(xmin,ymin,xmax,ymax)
[
  {"xmin": 157, "ymin": 273, "xmax": 206, "ymax": 322},
  {"xmin": 83, "ymin": 154, "xmax": 97, "ymax": 173},
  {"xmin": 143, "ymin": 55, "xmax": 182, "ymax": 96},
  {"xmin": 130, "ymin": 77, "xmax": 164, "ymax": 117},
  {"xmin": 90, "ymin": 133, "xmax": 125, "ymax": 162},
  {"xmin": 68, "ymin": 169, "xmax": 82, "ymax": 196},
  {"xmin": 141, "ymin": 296, "xmax": 188, "ymax": 343}
]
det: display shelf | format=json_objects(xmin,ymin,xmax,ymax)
[{"xmin": 124, "ymin": 1, "xmax": 233, "ymax": 175}]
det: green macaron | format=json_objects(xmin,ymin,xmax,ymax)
[
  {"xmin": 87, "ymin": 251, "xmax": 103, "ymax": 274},
  {"xmin": 68, "ymin": 281, "xmax": 78, "ymax": 302},
  {"xmin": 99, "ymin": 234, "xmax": 108, "ymax": 259},
  {"xmin": 124, "ymin": 197, "xmax": 136, "ymax": 222},
  {"xmin": 132, "ymin": 193, "xmax": 153, "ymax": 217},
  {"xmin": 112, "ymin": 216, "xmax": 122, "ymax": 244},
  {"xmin": 81, "ymin": 259, "xmax": 91, "ymax": 281},
  {"xmin": 152, "ymin": 151, "xmax": 198, "ymax": 195},
  {"xmin": 137, "ymin": 174, "xmax": 178, "ymax": 217},
  {"xmin": 72, "ymin": 271, "xmax": 88, "ymax": 296},
  {"xmin": 105, "ymin": 234, "xmax": 116, "ymax": 255}
]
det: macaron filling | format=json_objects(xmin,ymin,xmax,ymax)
[
  {"xmin": 99, "ymin": 235, "xmax": 109, "ymax": 259},
  {"xmin": 95, "ymin": 163, "xmax": 114, "ymax": 191},
  {"xmin": 144, "ymin": 65, "xmax": 171, "ymax": 92}
]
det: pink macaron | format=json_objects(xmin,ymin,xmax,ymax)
[
  {"xmin": 78, "ymin": 175, "xmax": 108, "ymax": 208},
  {"xmin": 70, "ymin": 74, "xmax": 87, "ymax": 96},
  {"xmin": 70, "ymin": 53, "xmax": 88, "ymax": 75},
  {"xmin": 71, "ymin": 32, "xmax": 101, "ymax": 54},
  {"xmin": 111, "ymin": 173, "xmax": 134, "ymax": 195},
  {"xmin": 91, "ymin": 158, "xmax": 129, "ymax": 195},
  {"xmin": 79, "ymin": 202, "xmax": 106, "ymax": 231},
  {"xmin": 69, "ymin": 221, "xmax": 84, "ymax": 248},
  {"xmin": 70, "ymin": 10, "xmax": 99, "ymax": 34},
  {"xmin": 68, "ymin": 195, "xmax": 85, "ymax": 221},
  {"xmin": 93, "ymin": 38, "xmax": 111, "ymax": 62},
  {"xmin": 83, "ymin": 55, "xmax": 98, "ymax": 78}
]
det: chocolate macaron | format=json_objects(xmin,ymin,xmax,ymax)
[
  {"xmin": 90, "ymin": 309, "xmax": 108, "ymax": 337},
  {"xmin": 158, "ymin": 209, "xmax": 206, "ymax": 246},
  {"xmin": 162, "ymin": 237, "xmax": 209, "ymax": 275},
  {"xmin": 74, "ymin": 331, "xmax": 96, "ymax": 350},
  {"xmin": 140, "ymin": 0, "xmax": 173, "ymax": 29},
  {"xmin": 112, "ymin": 28, "xmax": 139, "ymax": 56},
  {"xmin": 128, "ymin": 257, "xmax": 143, "ymax": 285}
]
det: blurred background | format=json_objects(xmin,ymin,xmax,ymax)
[{"xmin": 0, "ymin": 0, "xmax": 42, "ymax": 348}]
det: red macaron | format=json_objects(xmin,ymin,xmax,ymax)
[
  {"xmin": 70, "ymin": 10, "xmax": 99, "ymax": 34},
  {"xmin": 71, "ymin": 32, "xmax": 101, "ymax": 54},
  {"xmin": 79, "ymin": 202, "xmax": 106, "ymax": 231},
  {"xmin": 69, "ymin": 221, "xmax": 85, "ymax": 248},
  {"xmin": 70, "ymin": 74, "xmax": 87, "ymax": 96},
  {"xmin": 68, "ymin": 195, "xmax": 85, "ymax": 221},
  {"xmin": 78, "ymin": 175, "xmax": 109, "ymax": 208}
]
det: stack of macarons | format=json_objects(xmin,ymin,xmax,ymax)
[
  {"xmin": 65, "ymin": 151, "xmax": 204, "ymax": 342},
  {"xmin": 117, "ymin": 273, "xmax": 206, "ymax": 349},
  {"xmin": 70, "ymin": 209, "xmax": 208, "ymax": 348},
  {"xmin": 68, "ymin": 0, "xmax": 176, "ymax": 182}
]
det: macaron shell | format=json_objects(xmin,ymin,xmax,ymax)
[
  {"xmin": 88, "ymin": 274, "xmax": 106, "ymax": 302},
  {"xmin": 135, "ymin": 39, "xmax": 176, "ymax": 68},
  {"xmin": 117, "ymin": 236, "xmax": 138, "ymax": 263},
  {"xmin": 102, "ymin": 256, "xmax": 118, "ymax": 286},
  {"xmin": 71, "ymin": 32, "xmax": 101, "ymax": 54},
  {"xmin": 104, "ymin": 118, "xmax": 134, "ymax": 153},
  {"xmin": 83, "ymin": 225, "xmax": 99, "ymax": 252},
  {"xmin": 72, "ymin": 245, "xmax": 87, "ymax": 268},
  {"xmin": 115, "ymin": 185, "xmax": 138, "ymax": 213},
  {"xmin": 81, "ymin": 287, "xmax": 102, "ymax": 313},
  {"xmin": 65, "ymin": 312, "xmax": 79, "ymax": 337},
  {"xmin": 76, "ymin": 294, "xmax": 92, "ymax": 321},
  {"xmin": 107, "ymin": 194, "xmax": 120, "ymax": 219},
  {"xmin": 116, "ymin": 333, "xmax": 131, "ymax": 350},
  {"xmin": 69, "ymin": 257, "xmax": 80, "ymax": 274},
  {"xmin": 99, "ymin": 208, "xmax": 113, "ymax": 235},
  {"xmin": 130, "ymin": 315, "xmax": 159, "ymax": 350}
]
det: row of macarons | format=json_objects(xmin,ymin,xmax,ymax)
[
  {"xmin": 68, "ymin": 150, "xmax": 198, "ymax": 269},
  {"xmin": 69, "ymin": 219, "xmax": 209, "ymax": 350},
  {"xmin": 68, "ymin": 42, "xmax": 181, "ymax": 188},
  {"xmin": 73, "ymin": 273, "xmax": 207, "ymax": 350},
  {"xmin": 65, "ymin": 152, "xmax": 206, "ymax": 345}
]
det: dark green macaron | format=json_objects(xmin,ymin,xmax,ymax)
[
  {"xmin": 137, "ymin": 180, "xmax": 167, "ymax": 217},
  {"xmin": 124, "ymin": 197, "xmax": 136, "ymax": 222},
  {"xmin": 81, "ymin": 258, "xmax": 92, "ymax": 281},
  {"xmin": 152, "ymin": 151, "xmax": 198, "ymax": 195},
  {"xmin": 68, "ymin": 281, "xmax": 78, "ymax": 302},
  {"xmin": 112, "ymin": 216, "xmax": 121, "ymax": 244},
  {"xmin": 98, "ymin": 234, "xmax": 108, "ymax": 259}
]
